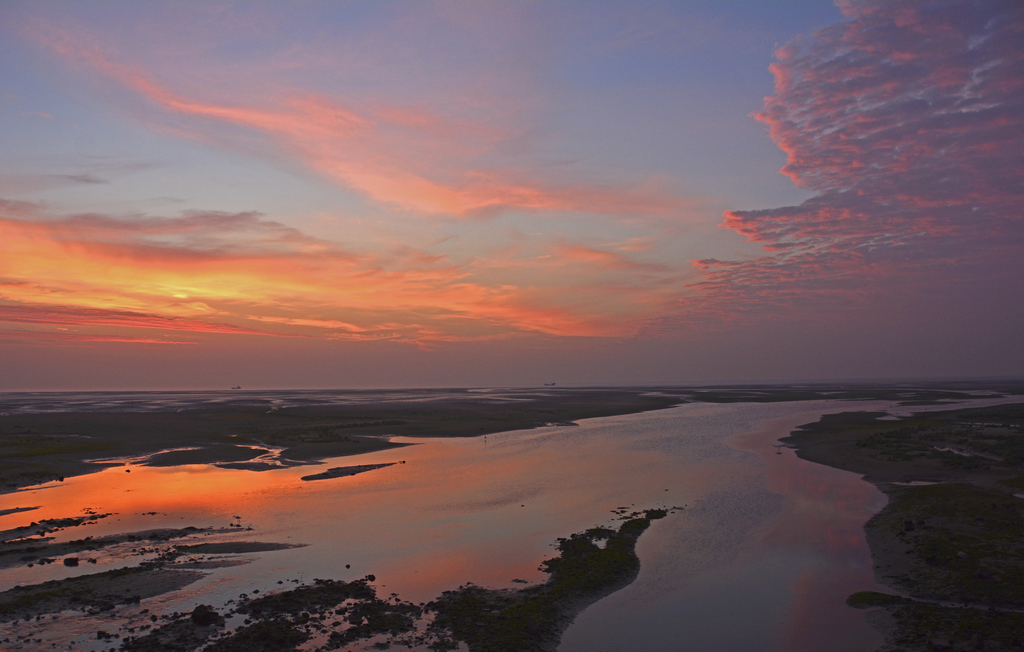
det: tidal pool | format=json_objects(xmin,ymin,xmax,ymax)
[{"xmin": 1, "ymin": 399, "xmax": 893, "ymax": 651}]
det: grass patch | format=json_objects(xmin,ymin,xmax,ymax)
[
  {"xmin": 867, "ymin": 483, "xmax": 1024, "ymax": 608},
  {"xmin": 425, "ymin": 508, "xmax": 668, "ymax": 652},
  {"xmin": 846, "ymin": 591, "xmax": 904, "ymax": 608},
  {"xmin": 881, "ymin": 599, "xmax": 1024, "ymax": 651}
]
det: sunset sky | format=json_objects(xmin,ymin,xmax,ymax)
[{"xmin": 1, "ymin": 0, "xmax": 1021, "ymax": 389}]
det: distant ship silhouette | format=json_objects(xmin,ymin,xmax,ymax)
[
  {"xmin": 544, "ymin": 382, "xmax": 556, "ymax": 386},
  {"xmin": 231, "ymin": 385, "xmax": 242, "ymax": 390}
]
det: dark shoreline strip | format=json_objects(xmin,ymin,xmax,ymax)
[
  {"xmin": 300, "ymin": 462, "xmax": 396, "ymax": 482},
  {"xmin": 118, "ymin": 508, "xmax": 671, "ymax": 652}
]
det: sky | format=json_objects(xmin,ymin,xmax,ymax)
[{"xmin": 0, "ymin": 0, "xmax": 1021, "ymax": 390}]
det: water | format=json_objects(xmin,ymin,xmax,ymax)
[
  {"xmin": 560, "ymin": 403, "xmax": 887, "ymax": 652},
  {"xmin": 0, "ymin": 397, "xmax": 907, "ymax": 650}
]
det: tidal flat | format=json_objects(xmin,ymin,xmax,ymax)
[
  {"xmin": 0, "ymin": 388, "xmax": 682, "ymax": 491},
  {"xmin": 1, "ymin": 383, "xmax": 1022, "ymax": 651}
]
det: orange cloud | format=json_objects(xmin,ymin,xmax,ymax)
[
  {"xmin": 0, "ymin": 204, "xmax": 667, "ymax": 344},
  {"xmin": 0, "ymin": 329, "xmax": 194, "ymax": 345},
  {"xmin": 0, "ymin": 304, "xmax": 279, "ymax": 336}
]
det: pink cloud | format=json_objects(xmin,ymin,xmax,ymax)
[
  {"xmin": 32, "ymin": 26, "xmax": 694, "ymax": 219},
  {"xmin": 554, "ymin": 243, "xmax": 669, "ymax": 274},
  {"xmin": 670, "ymin": 0, "xmax": 1024, "ymax": 327}
]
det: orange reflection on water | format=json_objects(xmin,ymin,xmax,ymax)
[
  {"xmin": 1, "ymin": 422, "xmax": 670, "ymax": 606},
  {"xmin": 2, "ymin": 402, "xmax": 894, "ymax": 652}
]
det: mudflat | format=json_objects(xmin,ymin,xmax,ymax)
[
  {"xmin": 0, "ymin": 388, "xmax": 684, "ymax": 491},
  {"xmin": 4, "ymin": 382, "xmax": 1014, "ymax": 492}
]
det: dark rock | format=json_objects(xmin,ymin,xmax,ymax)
[
  {"xmin": 190, "ymin": 604, "xmax": 223, "ymax": 627},
  {"xmin": 63, "ymin": 557, "xmax": 79, "ymax": 567}
]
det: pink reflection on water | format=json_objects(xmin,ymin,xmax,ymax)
[
  {"xmin": 735, "ymin": 414, "xmax": 888, "ymax": 652},
  {"xmin": 560, "ymin": 402, "xmax": 889, "ymax": 652}
]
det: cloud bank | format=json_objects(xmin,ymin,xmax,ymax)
[{"xmin": 680, "ymin": 0, "xmax": 1024, "ymax": 325}]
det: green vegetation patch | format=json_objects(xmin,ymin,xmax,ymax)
[
  {"xmin": 784, "ymin": 402, "xmax": 1024, "ymax": 487},
  {"xmin": 864, "ymin": 596, "xmax": 1024, "ymax": 652},
  {"xmin": 996, "ymin": 474, "xmax": 1024, "ymax": 490},
  {"xmin": 855, "ymin": 419, "xmax": 1024, "ymax": 470},
  {"xmin": 426, "ymin": 508, "xmax": 667, "ymax": 652},
  {"xmin": 238, "ymin": 575, "xmax": 424, "ymax": 646},
  {"xmin": 846, "ymin": 591, "xmax": 904, "ymax": 608},
  {"xmin": 787, "ymin": 402, "xmax": 1024, "ymax": 650},
  {"xmin": 0, "ymin": 565, "xmax": 204, "ymax": 621},
  {"xmin": 0, "ymin": 434, "xmax": 114, "ymax": 459},
  {"xmin": 120, "ymin": 608, "xmax": 226, "ymax": 652},
  {"xmin": 0, "ymin": 434, "xmax": 115, "ymax": 489},
  {"xmin": 867, "ymin": 483, "xmax": 1024, "ymax": 607},
  {"xmin": 205, "ymin": 619, "xmax": 309, "ymax": 652}
]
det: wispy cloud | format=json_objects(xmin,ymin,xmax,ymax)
[
  {"xmin": 0, "ymin": 329, "xmax": 194, "ymax": 345},
  {"xmin": 32, "ymin": 25, "xmax": 695, "ymax": 219},
  {"xmin": 0, "ymin": 160, "xmax": 157, "ymax": 195},
  {"xmin": 554, "ymin": 243, "xmax": 669, "ymax": 273}
]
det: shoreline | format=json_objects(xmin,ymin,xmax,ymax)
[
  {"xmin": 0, "ymin": 388, "xmax": 684, "ymax": 493},
  {"xmin": 0, "ymin": 508, "xmax": 673, "ymax": 651},
  {"xmin": 5, "ymin": 382, "xmax": 1019, "ymax": 495},
  {"xmin": 782, "ymin": 401, "xmax": 1024, "ymax": 650},
  {"xmin": 3, "ymin": 384, "xmax": 1024, "ymax": 650},
  {"xmin": 0, "ymin": 388, "xmax": 690, "ymax": 651}
]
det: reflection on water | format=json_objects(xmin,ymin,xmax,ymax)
[
  {"xmin": 1, "ymin": 400, "xmax": 897, "ymax": 650},
  {"xmin": 559, "ymin": 403, "xmax": 889, "ymax": 652}
]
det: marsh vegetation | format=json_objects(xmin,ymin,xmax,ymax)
[{"xmin": 789, "ymin": 403, "xmax": 1024, "ymax": 651}]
